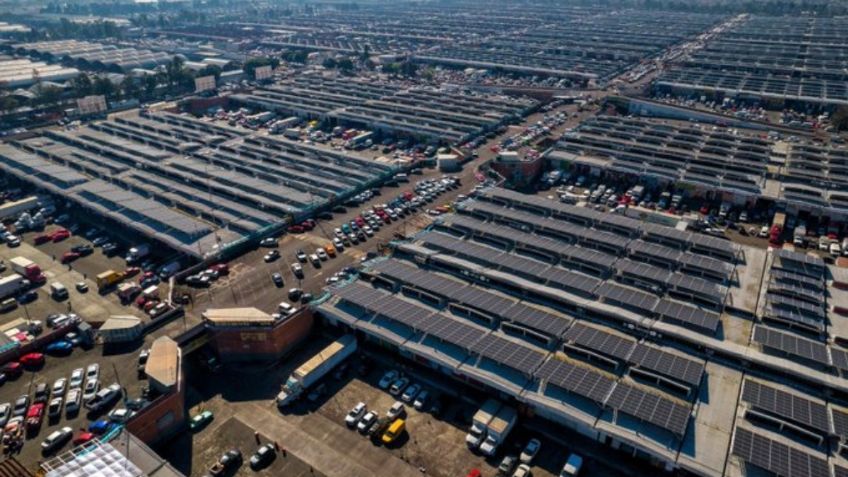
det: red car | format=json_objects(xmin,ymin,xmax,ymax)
[
  {"xmin": 138, "ymin": 271, "xmax": 154, "ymax": 283},
  {"xmin": 51, "ymin": 229, "xmax": 70, "ymax": 242},
  {"xmin": 60, "ymin": 251, "xmax": 80, "ymax": 264},
  {"xmin": 699, "ymin": 205, "xmax": 710, "ymax": 215},
  {"xmin": 34, "ymin": 234, "xmax": 51, "ymax": 245},
  {"xmin": 135, "ymin": 296, "xmax": 149, "ymax": 308},
  {"xmin": 466, "ymin": 470, "xmax": 482, "ymax": 477},
  {"xmin": 19, "ymin": 352, "xmax": 45, "ymax": 367},
  {"xmin": 299, "ymin": 221, "xmax": 314, "ymax": 231},
  {"xmin": 355, "ymin": 217, "xmax": 365, "ymax": 227},
  {"xmin": 124, "ymin": 267, "xmax": 141, "ymax": 278},
  {"xmin": 288, "ymin": 225, "xmax": 304, "ymax": 234},
  {"xmin": 143, "ymin": 300, "xmax": 158, "ymax": 312},
  {"xmin": 73, "ymin": 431, "xmax": 95, "ymax": 446},
  {"xmin": 25, "ymin": 403, "xmax": 44, "ymax": 433}
]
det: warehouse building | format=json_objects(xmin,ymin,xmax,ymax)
[
  {"xmin": 11, "ymin": 40, "xmax": 173, "ymax": 73},
  {"xmin": 202, "ymin": 307, "xmax": 314, "ymax": 362},
  {"xmin": 656, "ymin": 16, "xmax": 848, "ymax": 109},
  {"xmin": 0, "ymin": 109, "xmax": 396, "ymax": 258},
  {"xmin": 0, "ymin": 57, "xmax": 79, "ymax": 88},
  {"xmin": 316, "ymin": 187, "xmax": 848, "ymax": 476},
  {"xmin": 231, "ymin": 74, "xmax": 538, "ymax": 145}
]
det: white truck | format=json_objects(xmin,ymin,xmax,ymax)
[
  {"xmin": 466, "ymin": 398, "xmax": 502, "ymax": 450},
  {"xmin": 276, "ymin": 335, "xmax": 357, "ymax": 408},
  {"xmin": 157, "ymin": 260, "xmax": 181, "ymax": 279},
  {"xmin": 0, "ymin": 197, "xmax": 38, "ymax": 221},
  {"xmin": 126, "ymin": 244, "xmax": 150, "ymax": 263},
  {"xmin": 793, "ymin": 225, "xmax": 807, "ymax": 247},
  {"xmin": 479, "ymin": 405, "xmax": 517, "ymax": 456},
  {"xmin": 0, "ymin": 274, "xmax": 28, "ymax": 300}
]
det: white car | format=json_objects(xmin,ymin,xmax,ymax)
[
  {"xmin": 333, "ymin": 238, "xmax": 344, "ymax": 250},
  {"xmin": 363, "ymin": 226, "xmax": 374, "ymax": 237},
  {"xmin": 387, "ymin": 401, "xmax": 405, "ymax": 420},
  {"xmin": 52, "ymin": 378, "xmax": 67, "ymax": 398},
  {"xmin": 278, "ymin": 302, "xmax": 295, "ymax": 315},
  {"xmin": 69, "ymin": 368, "xmax": 84, "ymax": 389},
  {"xmin": 513, "ymin": 464, "xmax": 532, "ymax": 477},
  {"xmin": 86, "ymin": 363, "xmax": 100, "ymax": 382},
  {"xmin": 344, "ymin": 402, "xmax": 367, "ymax": 428},
  {"xmin": 108, "ymin": 408, "xmax": 135, "ymax": 423},
  {"xmin": 83, "ymin": 379, "xmax": 99, "ymax": 401},
  {"xmin": 520, "ymin": 438, "xmax": 541, "ymax": 464},
  {"xmin": 65, "ymin": 389, "xmax": 82, "ymax": 415},
  {"xmin": 291, "ymin": 263, "xmax": 303, "ymax": 276},
  {"xmin": 316, "ymin": 248, "xmax": 329, "ymax": 261},
  {"xmin": 0, "ymin": 403, "xmax": 9, "ymax": 427},
  {"xmin": 41, "ymin": 426, "xmax": 73, "ymax": 453},
  {"xmin": 560, "ymin": 453, "xmax": 583, "ymax": 477},
  {"xmin": 378, "ymin": 370, "xmax": 398, "ymax": 389},
  {"xmin": 356, "ymin": 411, "xmax": 378, "ymax": 434}
]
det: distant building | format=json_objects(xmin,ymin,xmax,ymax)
[
  {"xmin": 490, "ymin": 151, "xmax": 543, "ymax": 189},
  {"xmin": 125, "ymin": 336, "xmax": 185, "ymax": 445}
]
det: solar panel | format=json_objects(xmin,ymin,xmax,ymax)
[
  {"xmin": 333, "ymin": 282, "xmax": 390, "ymax": 309},
  {"xmin": 500, "ymin": 303, "xmax": 573, "ymax": 338},
  {"xmin": 770, "ymin": 269, "xmax": 824, "ymax": 292},
  {"xmin": 535, "ymin": 358, "xmax": 615, "ymax": 404},
  {"xmin": 371, "ymin": 259, "xmax": 468, "ymax": 301},
  {"xmin": 559, "ymin": 245, "xmax": 618, "ymax": 273},
  {"xmin": 614, "ymin": 260, "xmax": 670, "ymax": 287},
  {"xmin": 773, "ymin": 249, "xmax": 826, "ymax": 279},
  {"xmin": 768, "ymin": 281, "xmax": 824, "ymax": 304},
  {"xmin": 752, "ymin": 326, "xmax": 829, "ymax": 365},
  {"xmin": 596, "ymin": 282, "xmax": 659, "ymax": 313},
  {"xmin": 667, "ymin": 273, "xmax": 727, "ymax": 304},
  {"xmin": 741, "ymin": 380, "xmax": 829, "ymax": 433},
  {"xmin": 452, "ymin": 286, "xmax": 516, "ymax": 318},
  {"xmin": 375, "ymin": 295, "xmax": 435, "ymax": 330},
  {"xmin": 833, "ymin": 408, "xmax": 848, "ymax": 439},
  {"xmin": 654, "ymin": 299, "xmax": 721, "ymax": 335},
  {"xmin": 832, "ymin": 347, "xmax": 848, "ymax": 371},
  {"xmin": 732, "ymin": 427, "xmax": 829, "ymax": 477},
  {"xmin": 537, "ymin": 266, "xmax": 601, "ymax": 296},
  {"xmin": 420, "ymin": 315, "xmax": 484, "ymax": 349},
  {"xmin": 677, "ymin": 253, "xmax": 734, "ymax": 280},
  {"xmin": 767, "ymin": 293, "xmax": 825, "ymax": 318},
  {"xmin": 688, "ymin": 233, "xmax": 738, "ymax": 261},
  {"xmin": 764, "ymin": 306, "xmax": 825, "ymax": 333},
  {"xmin": 563, "ymin": 322, "xmax": 635, "ymax": 361},
  {"xmin": 629, "ymin": 344, "xmax": 705, "ymax": 387},
  {"xmin": 605, "ymin": 382, "xmax": 691, "ymax": 437},
  {"xmin": 627, "ymin": 240, "xmax": 682, "ymax": 266},
  {"xmin": 470, "ymin": 333, "xmax": 547, "ymax": 375}
]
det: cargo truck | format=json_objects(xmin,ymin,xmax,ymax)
[
  {"xmin": 0, "ymin": 274, "xmax": 28, "ymax": 300},
  {"xmin": 125, "ymin": 244, "xmax": 150, "ymax": 263},
  {"xmin": 770, "ymin": 212, "xmax": 786, "ymax": 245},
  {"xmin": 276, "ymin": 335, "xmax": 357, "ymax": 408},
  {"xmin": 96, "ymin": 270, "xmax": 124, "ymax": 290},
  {"xmin": 0, "ymin": 196, "xmax": 38, "ymax": 221},
  {"xmin": 479, "ymin": 405, "xmax": 517, "ymax": 456},
  {"xmin": 466, "ymin": 398, "xmax": 502, "ymax": 450},
  {"xmin": 9, "ymin": 257, "xmax": 45, "ymax": 284},
  {"xmin": 793, "ymin": 225, "xmax": 807, "ymax": 247}
]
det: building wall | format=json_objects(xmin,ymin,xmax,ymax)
[
  {"xmin": 491, "ymin": 156, "xmax": 543, "ymax": 189},
  {"xmin": 208, "ymin": 307, "xmax": 314, "ymax": 362},
  {"xmin": 125, "ymin": 369, "xmax": 185, "ymax": 445}
]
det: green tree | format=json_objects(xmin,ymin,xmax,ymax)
[
  {"xmin": 0, "ymin": 95, "xmax": 19, "ymax": 114},
  {"xmin": 833, "ymin": 106, "xmax": 848, "ymax": 132},
  {"xmin": 337, "ymin": 58, "xmax": 354, "ymax": 72},
  {"xmin": 143, "ymin": 74, "xmax": 159, "ymax": 98},
  {"xmin": 322, "ymin": 57, "xmax": 337, "ymax": 69},
  {"xmin": 71, "ymin": 74, "xmax": 93, "ymax": 97}
]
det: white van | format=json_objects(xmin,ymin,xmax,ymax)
[{"xmin": 50, "ymin": 282, "xmax": 68, "ymax": 300}]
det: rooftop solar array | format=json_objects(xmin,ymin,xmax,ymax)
[
  {"xmin": 752, "ymin": 325, "xmax": 829, "ymax": 365},
  {"xmin": 232, "ymin": 74, "xmax": 536, "ymax": 145},
  {"xmin": 605, "ymin": 382, "xmax": 691, "ymax": 437},
  {"xmin": 658, "ymin": 15, "xmax": 848, "ymax": 108},
  {"xmin": 629, "ymin": 344, "xmax": 705, "ymax": 387},
  {"xmin": 470, "ymin": 333, "xmax": 547, "ymax": 375},
  {"xmin": 653, "ymin": 299, "xmax": 721, "ymax": 334},
  {"xmin": 535, "ymin": 357, "xmax": 615, "ymax": 404},
  {"xmin": 732, "ymin": 427, "xmax": 829, "ymax": 477},
  {"xmin": 552, "ymin": 115, "xmax": 772, "ymax": 198},
  {"xmin": 563, "ymin": 322, "xmax": 635, "ymax": 362},
  {"xmin": 742, "ymin": 380, "xmax": 830, "ymax": 433}
]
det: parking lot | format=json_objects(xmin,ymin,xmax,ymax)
[{"xmin": 170, "ymin": 336, "xmax": 637, "ymax": 477}]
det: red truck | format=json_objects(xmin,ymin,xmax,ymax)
[{"xmin": 9, "ymin": 257, "xmax": 45, "ymax": 284}]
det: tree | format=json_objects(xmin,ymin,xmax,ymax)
[
  {"xmin": 143, "ymin": 74, "xmax": 158, "ymax": 98},
  {"xmin": 359, "ymin": 44, "xmax": 370, "ymax": 62},
  {"xmin": 196, "ymin": 65, "xmax": 222, "ymax": 80},
  {"xmin": 70, "ymin": 74, "xmax": 93, "ymax": 97},
  {"xmin": 35, "ymin": 85, "xmax": 62, "ymax": 110},
  {"xmin": 337, "ymin": 58, "xmax": 354, "ymax": 72},
  {"xmin": 833, "ymin": 106, "xmax": 848, "ymax": 132},
  {"xmin": 322, "ymin": 57, "xmax": 337, "ymax": 69},
  {"xmin": 92, "ymin": 75, "xmax": 116, "ymax": 98},
  {"xmin": 0, "ymin": 95, "xmax": 19, "ymax": 114}
]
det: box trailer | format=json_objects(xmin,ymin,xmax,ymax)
[
  {"xmin": 0, "ymin": 196, "xmax": 38, "ymax": 220},
  {"xmin": 0, "ymin": 274, "xmax": 28, "ymax": 300},
  {"xmin": 466, "ymin": 398, "xmax": 502, "ymax": 449},
  {"xmin": 276, "ymin": 335, "xmax": 357, "ymax": 407},
  {"xmin": 479, "ymin": 405, "xmax": 517, "ymax": 456}
]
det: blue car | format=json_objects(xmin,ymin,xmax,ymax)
[
  {"xmin": 88, "ymin": 419, "xmax": 115, "ymax": 435},
  {"xmin": 44, "ymin": 340, "xmax": 73, "ymax": 355}
]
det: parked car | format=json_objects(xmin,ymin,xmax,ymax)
[
  {"xmin": 520, "ymin": 438, "xmax": 541, "ymax": 464},
  {"xmin": 357, "ymin": 411, "xmax": 378, "ymax": 434},
  {"xmin": 401, "ymin": 383, "xmax": 420, "ymax": 403},
  {"xmin": 345, "ymin": 402, "xmax": 367, "ymax": 428},
  {"xmin": 41, "ymin": 426, "xmax": 73, "ymax": 454},
  {"xmin": 378, "ymin": 370, "xmax": 398, "ymax": 389},
  {"xmin": 20, "ymin": 352, "xmax": 44, "ymax": 367},
  {"xmin": 387, "ymin": 401, "xmax": 405, "ymax": 420},
  {"xmin": 189, "ymin": 410, "xmax": 214, "ymax": 431},
  {"xmin": 65, "ymin": 389, "xmax": 81, "ymax": 415},
  {"xmin": 209, "ymin": 449, "xmax": 242, "ymax": 477},
  {"xmin": 389, "ymin": 377, "xmax": 409, "ymax": 396},
  {"xmin": 249, "ymin": 444, "xmax": 276, "ymax": 470}
]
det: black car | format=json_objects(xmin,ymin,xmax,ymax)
[
  {"xmin": 210, "ymin": 449, "xmax": 242, "ymax": 476},
  {"xmin": 288, "ymin": 288, "xmax": 302, "ymax": 301},
  {"xmin": 300, "ymin": 293, "xmax": 314, "ymax": 304},
  {"xmin": 16, "ymin": 291, "xmax": 37, "ymax": 304},
  {"xmin": 272, "ymin": 273, "xmax": 284, "ymax": 287},
  {"xmin": 71, "ymin": 245, "xmax": 93, "ymax": 256},
  {"xmin": 34, "ymin": 383, "xmax": 50, "ymax": 404},
  {"xmin": 249, "ymin": 444, "xmax": 275, "ymax": 470}
]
